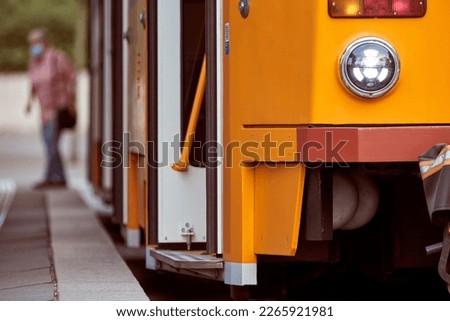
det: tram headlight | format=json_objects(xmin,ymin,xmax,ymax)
[{"xmin": 340, "ymin": 37, "xmax": 400, "ymax": 99}]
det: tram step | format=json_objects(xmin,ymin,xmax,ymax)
[{"xmin": 150, "ymin": 249, "xmax": 223, "ymax": 270}]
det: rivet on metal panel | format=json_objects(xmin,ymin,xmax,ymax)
[
  {"xmin": 139, "ymin": 10, "xmax": 146, "ymax": 29},
  {"xmin": 239, "ymin": 0, "xmax": 250, "ymax": 18}
]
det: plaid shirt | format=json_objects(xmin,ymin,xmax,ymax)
[{"xmin": 29, "ymin": 48, "xmax": 76, "ymax": 123}]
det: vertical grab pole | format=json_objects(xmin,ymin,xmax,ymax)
[{"xmin": 171, "ymin": 55, "xmax": 207, "ymax": 172}]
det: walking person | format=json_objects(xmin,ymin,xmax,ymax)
[{"xmin": 25, "ymin": 28, "xmax": 77, "ymax": 188}]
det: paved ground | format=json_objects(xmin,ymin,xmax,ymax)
[
  {"xmin": 49, "ymin": 188, "xmax": 147, "ymax": 300},
  {"xmin": 0, "ymin": 190, "xmax": 56, "ymax": 300},
  {"xmin": 0, "ymin": 72, "xmax": 148, "ymax": 300},
  {"xmin": 0, "ymin": 186, "xmax": 149, "ymax": 301}
]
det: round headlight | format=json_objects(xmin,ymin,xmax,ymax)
[{"xmin": 340, "ymin": 37, "xmax": 400, "ymax": 99}]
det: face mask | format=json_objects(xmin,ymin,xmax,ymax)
[{"xmin": 30, "ymin": 44, "xmax": 44, "ymax": 58}]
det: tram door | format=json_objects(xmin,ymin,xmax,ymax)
[
  {"xmin": 88, "ymin": 0, "xmax": 104, "ymax": 190},
  {"xmin": 125, "ymin": 0, "xmax": 148, "ymax": 247},
  {"xmin": 156, "ymin": 0, "xmax": 207, "ymax": 248}
]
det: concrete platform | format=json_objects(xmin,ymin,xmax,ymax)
[
  {"xmin": 0, "ymin": 72, "xmax": 147, "ymax": 301},
  {"xmin": 0, "ymin": 187, "xmax": 149, "ymax": 301},
  {"xmin": 0, "ymin": 190, "xmax": 56, "ymax": 300}
]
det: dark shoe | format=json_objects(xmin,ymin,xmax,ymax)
[
  {"xmin": 51, "ymin": 180, "xmax": 67, "ymax": 188},
  {"xmin": 33, "ymin": 180, "xmax": 66, "ymax": 189},
  {"xmin": 33, "ymin": 180, "xmax": 53, "ymax": 189}
]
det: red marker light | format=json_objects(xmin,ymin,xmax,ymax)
[
  {"xmin": 364, "ymin": 0, "xmax": 390, "ymax": 16},
  {"xmin": 328, "ymin": 0, "xmax": 427, "ymax": 18},
  {"xmin": 392, "ymin": 0, "xmax": 425, "ymax": 16}
]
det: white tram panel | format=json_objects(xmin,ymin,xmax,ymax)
[{"xmin": 157, "ymin": 0, "xmax": 207, "ymax": 244}]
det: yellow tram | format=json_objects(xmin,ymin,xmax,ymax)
[{"xmin": 88, "ymin": 0, "xmax": 450, "ymax": 297}]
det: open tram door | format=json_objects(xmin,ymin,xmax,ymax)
[
  {"xmin": 146, "ymin": 0, "xmax": 225, "ymax": 281},
  {"xmin": 88, "ymin": 0, "xmax": 104, "ymax": 192},
  {"xmin": 123, "ymin": 0, "xmax": 149, "ymax": 247}
]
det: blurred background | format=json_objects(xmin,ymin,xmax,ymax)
[
  {"xmin": 0, "ymin": 0, "xmax": 89, "ymax": 187},
  {"xmin": 0, "ymin": 0, "xmax": 86, "ymax": 71}
]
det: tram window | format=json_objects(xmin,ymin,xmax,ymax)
[{"xmin": 181, "ymin": 0, "xmax": 206, "ymax": 168}]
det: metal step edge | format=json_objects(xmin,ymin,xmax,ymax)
[{"xmin": 150, "ymin": 249, "xmax": 224, "ymax": 270}]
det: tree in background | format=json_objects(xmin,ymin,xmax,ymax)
[
  {"xmin": 74, "ymin": 0, "xmax": 88, "ymax": 69},
  {"xmin": 0, "ymin": 0, "xmax": 86, "ymax": 72}
]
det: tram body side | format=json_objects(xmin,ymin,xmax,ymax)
[{"xmin": 87, "ymin": 0, "xmax": 450, "ymax": 293}]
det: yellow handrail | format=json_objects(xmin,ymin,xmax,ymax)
[{"xmin": 171, "ymin": 55, "xmax": 206, "ymax": 172}]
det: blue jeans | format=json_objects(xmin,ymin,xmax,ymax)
[{"xmin": 42, "ymin": 119, "xmax": 66, "ymax": 183}]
